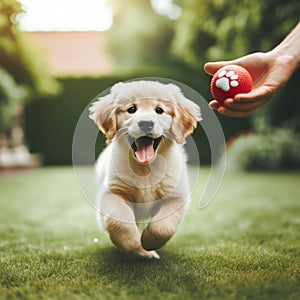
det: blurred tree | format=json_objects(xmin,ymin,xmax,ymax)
[
  {"xmin": 107, "ymin": 0, "xmax": 175, "ymax": 68},
  {"xmin": 0, "ymin": 0, "xmax": 60, "ymax": 131},
  {"xmin": 172, "ymin": 0, "xmax": 300, "ymax": 68},
  {"xmin": 0, "ymin": 0, "xmax": 60, "ymax": 168},
  {"xmin": 172, "ymin": 0, "xmax": 300, "ymax": 131}
]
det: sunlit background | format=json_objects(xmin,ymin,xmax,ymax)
[
  {"xmin": 0, "ymin": 0, "xmax": 299, "ymax": 170},
  {"xmin": 18, "ymin": 0, "xmax": 113, "ymax": 31},
  {"xmin": 18, "ymin": 0, "xmax": 182, "ymax": 31}
]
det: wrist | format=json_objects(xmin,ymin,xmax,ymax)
[
  {"xmin": 268, "ymin": 47, "xmax": 299, "ymax": 81},
  {"xmin": 270, "ymin": 22, "xmax": 300, "ymax": 71}
]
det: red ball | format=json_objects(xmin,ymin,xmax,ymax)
[{"xmin": 210, "ymin": 65, "xmax": 253, "ymax": 105}]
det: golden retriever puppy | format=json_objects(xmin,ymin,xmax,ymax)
[{"xmin": 89, "ymin": 80, "xmax": 201, "ymax": 259}]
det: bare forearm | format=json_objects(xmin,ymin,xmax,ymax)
[{"xmin": 271, "ymin": 21, "xmax": 300, "ymax": 71}]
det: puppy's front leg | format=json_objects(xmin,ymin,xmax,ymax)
[
  {"xmin": 100, "ymin": 192, "xmax": 160, "ymax": 259},
  {"xmin": 141, "ymin": 199, "xmax": 186, "ymax": 251}
]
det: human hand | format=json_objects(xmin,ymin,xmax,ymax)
[{"xmin": 204, "ymin": 51, "xmax": 296, "ymax": 117}]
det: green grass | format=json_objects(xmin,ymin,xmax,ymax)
[{"xmin": 0, "ymin": 167, "xmax": 299, "ymax": 299}]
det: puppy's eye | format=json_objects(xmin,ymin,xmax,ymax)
[
  {"xmin": 127, "ymin": 106, "xmax": 137, "ymax": 114},
  {"xmin": 155, "ymin": 107, "xmax": 164, "ymax": 114}
]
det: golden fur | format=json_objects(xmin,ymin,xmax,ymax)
[{"xmin": 89, "ymin": 80, "xmax": 201, "ymax": 259}]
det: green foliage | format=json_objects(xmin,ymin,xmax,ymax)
[
  {"xmin": 227, "ymin": 127, "xmax": 300, "ymax": 171},
  {"xmin": 0, "ymin": 0, "xmax": 59, "ymax": 94},
  {"xmin": 228, "ymin": 69, "xmax": 300, "ymax": 171},
  {"xmin": 172, "ymin": 0, "xmax": 300, "ymax": 68},
  {"xmin": 107, "ymin": 0, "xmax": 176, "ymax": 68},
  {"xmin": 0, "ymin": 167, "xmax": 299, "ymax": 299},
  {"xmin": 265, "ymin": 68, "xmax": 300, "ymax": 130},
  {"xmin": 0, "ymin": 0, "xmax": 60, "ymax": 130}
]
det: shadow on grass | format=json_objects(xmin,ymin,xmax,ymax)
[{"xmin": 92, "ymin": 246, "xmax": 203, "ymax": 293}]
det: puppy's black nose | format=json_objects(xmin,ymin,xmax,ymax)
[{"xmin": 138, "ymin": 120, "xmax": 154, "ymax": 132}]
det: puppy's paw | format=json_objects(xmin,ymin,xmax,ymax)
[
  {"xmin": 147, "ymin": 250, "xmax": 160, "ymax": 259},
  {"xmin": 135, "ymin": 248, "xmax": 160, "ymax": 259}
]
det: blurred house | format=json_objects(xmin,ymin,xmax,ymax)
[{"xmin": 25, "ymin": 31, "xmax": 113, "ymax": 75}]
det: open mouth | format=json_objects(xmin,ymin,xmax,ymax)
[{"xmin": 129, "ymin": 136, "xmax": 162, "ymax": 164}]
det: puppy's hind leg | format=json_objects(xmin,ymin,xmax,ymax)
[{"xmin": 100, "ymin": 192, "xmax": 160, "ymax": 259}]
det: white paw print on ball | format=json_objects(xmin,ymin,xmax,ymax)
[{"xmin": 216, "ymin": 70, "xmax": 239, "ymax": 92}]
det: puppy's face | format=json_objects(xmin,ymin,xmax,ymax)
[
  {"xmin": 89, "ymin": 81, "xmax": 202, "ymax": 164},
  {"xmin": 116, "ymin": 98, "xmax": 173, "ymax": 164}
]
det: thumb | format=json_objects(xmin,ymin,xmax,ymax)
[{"xmin": 204, "ymin": 60, "xmax": 235, "ymax": 76}]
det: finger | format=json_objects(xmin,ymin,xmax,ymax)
[
  {"xmin": 208, "ymin": 100, "xmax": 220, "ymax": 109},
  {"xmin": 204, "ymin": 56, "xmax": 252, "ymax": 76},
  {"xmin": 217, "ymin": 106, "xmax": 254, "ymax": 118},
  {"xmin": 204, "ymin": 61, "xmax": 232, "ymax": 75},
  {"xmin": 223, "ymin": 98, "xmax": 266, "ymax": 112},
  {"xmin": 209, "ymin": 97, "xmax": 260, "ymax": 113},
  {"xmin": 204, "ymin": 52, "xmax": 266, "ymax": 78},
  {"xmin": 234, "ymin": 86, "xmax": 275, "ymax": 104}
]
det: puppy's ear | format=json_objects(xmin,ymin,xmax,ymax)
[
  {"xmin": 171, "ymin": 96, "xmax": 202, "ymax": 144},
  {"xmin": 89, "ymin": 94, "xmax": 117, "ymax": 143}
]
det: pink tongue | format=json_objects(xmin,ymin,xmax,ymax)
[{"xmin": 135, "ymin": 137, "xmax": 155, "ymax": 164}]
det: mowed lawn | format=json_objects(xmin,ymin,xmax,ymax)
[{"xmin": 0, "ymin": 167, "xmax": 299, "ymax": 300}]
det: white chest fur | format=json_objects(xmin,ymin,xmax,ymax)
[{"xmin": 96, "ymin": 140, "xmax": 190, "ymax": 204}]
